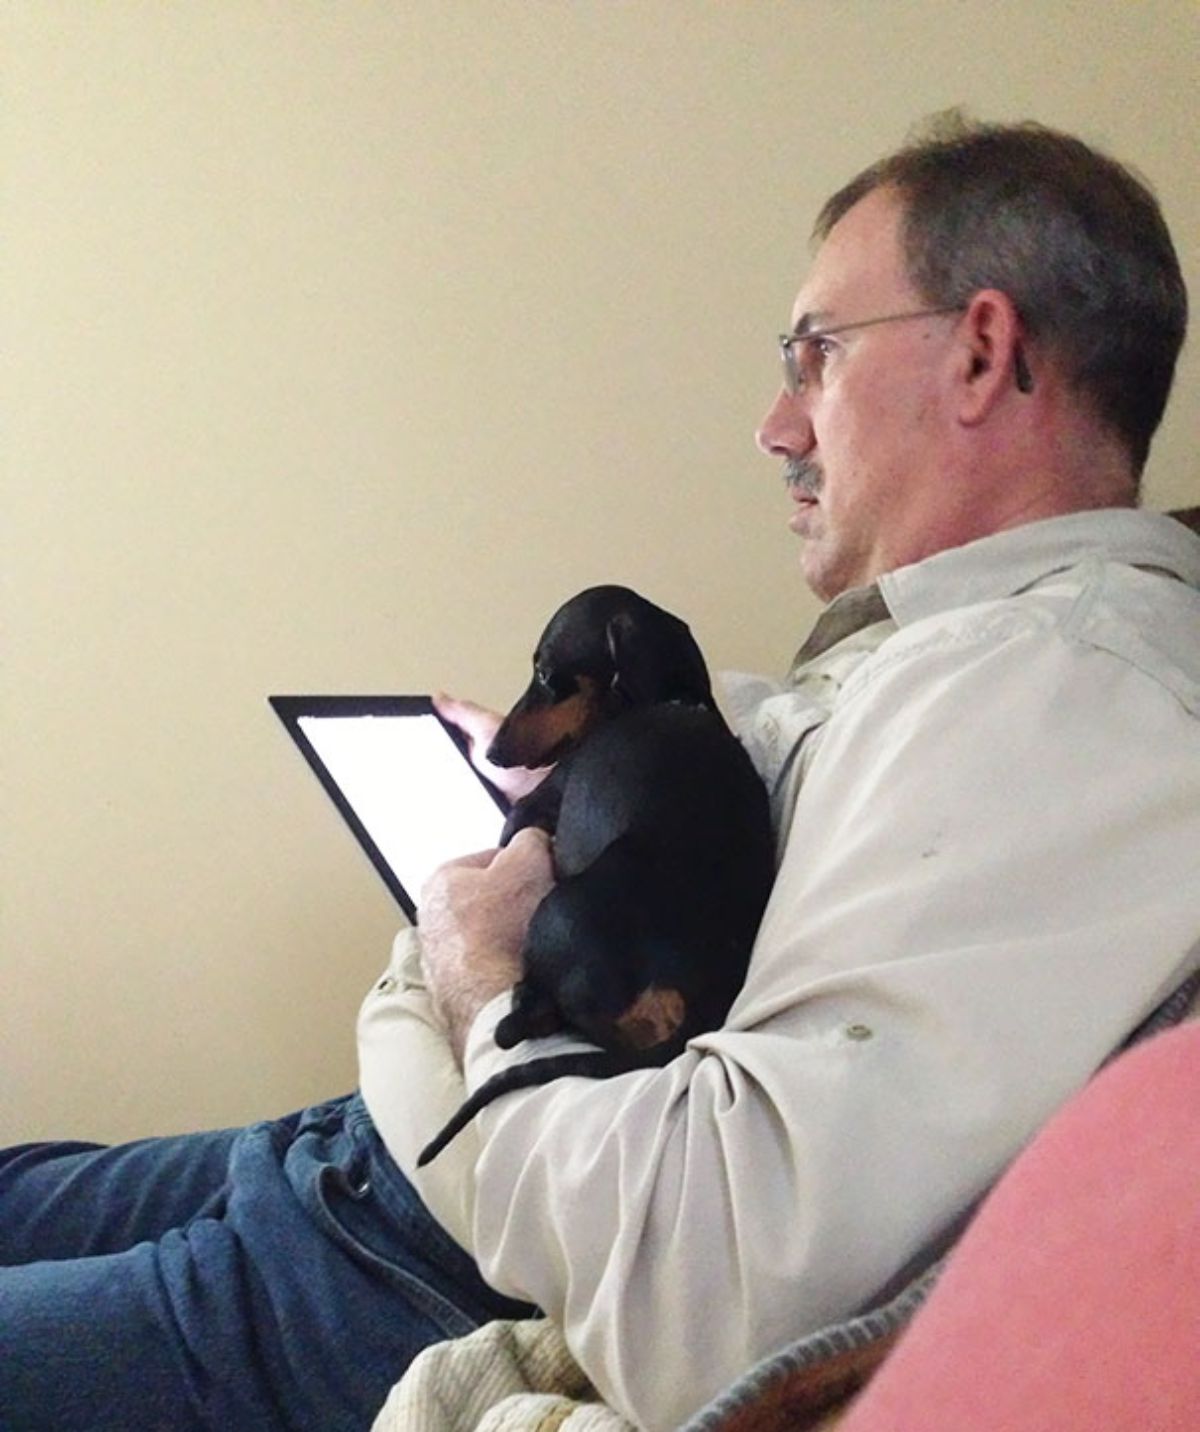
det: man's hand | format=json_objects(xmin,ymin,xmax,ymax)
[
  {"xmin": 433, "ymin": 692, "xmax": 553, "ymax": 804},
  {"xmin": 419, "ymin": 827, "xmax": 556, "ymax": 1063}
]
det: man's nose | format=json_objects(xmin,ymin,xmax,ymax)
[{"xmin": 755, "ymin": 387, "xmax": 813, "ymax": 458}]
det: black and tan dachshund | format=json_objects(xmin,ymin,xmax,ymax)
[{"xmin": 417, "ymin": 585, "xmax": 775, "ymax": 1166}]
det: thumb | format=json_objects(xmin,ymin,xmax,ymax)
[
  {"xmin": 494, "ymin": 826, "xmax": 555, "ymax": 879},
  {"xmin": 499, "ymin": 825, "xmax": 552, "ymax": 858}
]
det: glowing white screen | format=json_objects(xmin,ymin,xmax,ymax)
[{"xmin": 298, "ymin": 713, "xmax": 505, "ymax": 904}]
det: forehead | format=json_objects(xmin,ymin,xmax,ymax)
[{"xmin": 790, "ymin": 185, "xmax": 919, "ymax": 330}]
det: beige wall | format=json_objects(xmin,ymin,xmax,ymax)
[{"xmin": 5, "ymin": 1, "xmax": 1198, "ymax": 1143}]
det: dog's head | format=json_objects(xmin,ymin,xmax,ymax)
[{"xmin": 486, "ymin": 585, "xmax": 715, "ymax": 768}]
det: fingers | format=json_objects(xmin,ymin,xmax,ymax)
[
  {"xmin": 422, "ymin": 827, "xmax": 553, "ymax": 902},
  {"xmin": 498, "ymin": 830, "xmax": 555, "ymax": 859},
  {"xmin": 495, "ymin": 827, "xmax": 556, "ymax": 908},
  {"xmin": 435, "ymin": 691, "xmax": 554, "ymax": 804},
  {"xmin": 491, "ymin": 826, "xmax": 554, "ymax": 878},
  {"xmin": 433, "ymin": 692, "xmax": 502, "ymax": 754},
  {"xmin": 438, "ymin": 828, "xmax": 552, "ymax": 876},
  {"xmin": 500, "ymin": 826, "xmax": 551, "ymax": 855}
]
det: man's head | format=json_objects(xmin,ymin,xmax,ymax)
[{"xmin": 758, "ymin": 114, "xmax": 1188, "ymax": 602}]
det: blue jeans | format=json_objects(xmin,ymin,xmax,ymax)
[{"xmin": 0, "ymin": 1093, "xmax": 534, "ymax": 1432}]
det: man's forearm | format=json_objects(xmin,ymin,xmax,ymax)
[{"xmin": 430, "ymin": 959, "xmax": 514, "ymax": 1065}]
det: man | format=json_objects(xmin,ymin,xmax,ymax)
[{"xmin": 3, "ymin": 116, "xmax": 1197, "ymax": 1432}]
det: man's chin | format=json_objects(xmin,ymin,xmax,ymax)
[{"xmin": 797, "ymin": 537, "xmax": 846, "ymax": 605}]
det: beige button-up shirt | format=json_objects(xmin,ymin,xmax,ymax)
[{"xmin": 359, "ymin": 508, "xmax": 1200, "ymax": 1431}]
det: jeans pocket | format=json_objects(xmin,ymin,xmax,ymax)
[{"xmin": 309, "ymin": 1161, "xmax": 481, "ymax": 1339}]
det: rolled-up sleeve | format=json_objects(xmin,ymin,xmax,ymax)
[
  {"xmin": 464, "ymin": 606, "xmax": 1200, "ymax": 1430},
  {"xmin": 357, "ymin": 926, "xmax": 481, "ymax": 1254}
]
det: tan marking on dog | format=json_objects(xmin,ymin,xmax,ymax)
[
  {"xmin": 616, "ymin": 986, "xmax": 687, "ymax": 1051},
  {"xmin": 496, "ymin": 679, "xmax": 606, "ymax": 766}
]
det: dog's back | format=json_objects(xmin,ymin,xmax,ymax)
[{"xmin": 502, "ymin": 701, "xmax": 774, "ymax": 1053}]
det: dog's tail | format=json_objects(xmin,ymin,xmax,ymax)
[{"xmin": 416, "ymin": 1049, "xmax": 630, "ymax": 1167}]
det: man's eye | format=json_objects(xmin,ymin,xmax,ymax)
[{"xmin": 796, "ymin": 335, "xmax": 834, "ymax": 384}]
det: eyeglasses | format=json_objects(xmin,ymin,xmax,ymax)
[
  {"xmin": 778, "ymin": 306, "xmax": 963, "ymax": 396},
  {"xmin": 778, "ymin": 305, "xmax": 1035, "ymax": 396}
]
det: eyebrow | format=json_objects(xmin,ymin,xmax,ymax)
[{"xmin": 789, "ymin": 310, "xmax": 834, "ymax": 339}]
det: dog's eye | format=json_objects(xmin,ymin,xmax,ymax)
[{"xmin": 535, "ymin": 666, "xmax": 575, "ymax": 700}]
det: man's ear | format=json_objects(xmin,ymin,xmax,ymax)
[{"xmin": 955, "ymin": 288, "xmax": 1029, "ymax": 425}]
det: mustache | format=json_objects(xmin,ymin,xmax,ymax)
[{"xmin": 783, "ymin": 457, "xmax": 823, "ymax": 499}]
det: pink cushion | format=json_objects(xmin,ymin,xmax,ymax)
[{"xmin": 840, "ymin": 1019, "xmax": 1200, "ymax": 1431}]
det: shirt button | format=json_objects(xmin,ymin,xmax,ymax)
[
  {"xmin": 845, "ymin": 1023, "xmax": 873, "ymax": 1042},
  {"xmin": 376, "ymin": 975, "xmax": 398, "ymax": 994}
]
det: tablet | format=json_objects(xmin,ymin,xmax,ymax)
[{"xmin": 269, "ymin": 695, "xmax": 509, "ymax": 921}]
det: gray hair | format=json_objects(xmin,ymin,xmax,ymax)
[{"xmin": 816, "ymin": 112, "xmax": 1188, "ymax": 476}]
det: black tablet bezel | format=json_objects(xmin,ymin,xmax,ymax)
[{"xmin": 269, "ymin": 694, "xmax": 509, "ymax": 921}]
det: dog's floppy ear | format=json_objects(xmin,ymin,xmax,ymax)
[{"xmin": 605, "ymin": 609, "xmax": 715, "ymax": 709}]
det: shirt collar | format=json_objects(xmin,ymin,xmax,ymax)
[
  {"xmin": 878, "ymin": 509, "xmax": 1200, "ymax": 626},
  {"xmin": 791, "ymin": 509, "xmax": 1200, "ymax": 669},
  {"xmin": 791, "ymin": 584, "xmax": 891, "ymax": 666}
]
